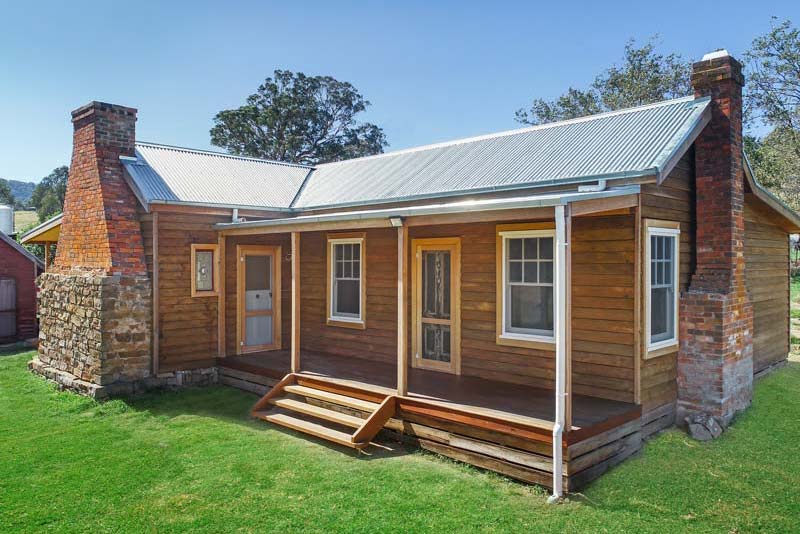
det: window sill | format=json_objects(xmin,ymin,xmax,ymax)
[
  {"xmin": 645, "ymin": 341, "xmax": 678, "ymax": 359},
  {"xmin": 496, "ymin": 334, "xmax": 555, "ymax": 351},
  {"xmin": 327, "ymin": 317, "xmax": 366, "ymax": 330},
  {"xmin": 191, "ymin": 290, "xmax": 219, "ymax": 298}
]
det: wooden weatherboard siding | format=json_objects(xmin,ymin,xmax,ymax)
[
  {"xmin": 744, "ymin": 199, "xmax": 790, "ymax": 373},
  {"xmin": 638, "ymin": 151, "xmax": 695, "ymax": 412},
  {"xmin": 144, "ymin": 210, "xmax": 228, "ymax": 372},
  {"xmin": 299, "ymin": 228, "xmax": 397, "ymax": 363},
  {"xmin": 570, "ymin": 214, "xmax": 637, "ymax": 403}
]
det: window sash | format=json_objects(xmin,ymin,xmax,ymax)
[
  {"xmin": 330, "ymin": 239, "xmax": 363, "ymax": 321},
  {"xmin": 501, "ymin": 231, "xmax": 555, "ymax": 341},
  {"xmin": 646, "ymin": 228, "xmax": 679, "ymax": 350}
]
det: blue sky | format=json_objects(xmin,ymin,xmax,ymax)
[{"xmin": 0, "ymin": 0, "xmax": 797, "ymax": 183}]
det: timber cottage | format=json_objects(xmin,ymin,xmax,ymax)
[{"xmin": 30, "ymin": 51, "xmax": 799, "ymax": 498}]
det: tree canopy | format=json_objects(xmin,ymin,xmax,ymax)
[
  {"xmin": 516, "ymin": 37, "xmax": 691, "ymax": 125},
  {"xmin": 210, "ymin": 70, "xmax": 387, "ymax": 165},
  {"xmin": 744, "ymin": 18, "xmax": 800, "ymax": 210},
  {"xmin": 29, "ymin": 166, "xmax": 68, "ymax": 222},
  {"xmin": 0, "ymin": 179, "xmax": 14, "ymax": 207}
]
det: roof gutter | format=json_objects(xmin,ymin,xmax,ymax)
[{"xmin": 215, "ymin": 185, "xmax": 641, "ymax": 231}]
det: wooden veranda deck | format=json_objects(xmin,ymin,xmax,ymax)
[{"xmin": 220, "ymin": 350, "xmax": 640, "ymax": 441}]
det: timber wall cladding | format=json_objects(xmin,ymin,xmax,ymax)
[
  {"xmin": 639, "ymin": 151, "xmax": 695, "ymax": 412},
  {"xmin": 142, "ymin": 211, "xmax": 228, "ymax": 372},
  {"xmin": 292, "ymin": 221, "xmax": 637, "ymax": 401},
  {"xmin": 744, "ymin": 199, "xmax": 790, "ymax": 373}
]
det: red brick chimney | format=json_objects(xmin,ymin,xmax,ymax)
[
  {"xmin": 52, "ymin": 101, "xmax": 147, "ymax": 276},
  {"xmin": 678, "ymin": 51, "xmax": 753, "ymax": 425}
]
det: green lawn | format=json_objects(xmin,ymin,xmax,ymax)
[{"xmin": 1, "ymin": 351, "xmax": 799, "ymax": 533}]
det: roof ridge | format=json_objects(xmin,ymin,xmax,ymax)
[
  {"xmin": 135, "ymin": 141, "xmax": 314, "ymax": 170},
  {"xmin": 316, "ymin": 95, "xmax": 700, "ymax": 168}
]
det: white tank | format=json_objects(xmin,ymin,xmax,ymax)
[{"xmin": 0, "ymin": 205, "xmax": 12, "ymax": 235}]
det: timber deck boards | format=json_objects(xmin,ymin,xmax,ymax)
[{"xmin": 220, "ymin": 350, "xmax": 638, "ymax": 431}]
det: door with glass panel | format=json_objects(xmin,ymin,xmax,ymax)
[
  {"xmin": 237, "ymin": 245, "xmax": 281, "ymax": 353},
  {"xmin": 412, "ymin": 238, "xmax": 461, "ymax": 374}
]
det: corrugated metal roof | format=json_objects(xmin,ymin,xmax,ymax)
[
  {"xmin": 293, "ymin": 96, "xmax": 710, "ymax": 209},
  {"xmin": 120, "ymin": 96, "xmax": 710, "ymax": 212},
  {"xmin": 123, "ymin": 143, "xmax": 312, "ymax": 209}
]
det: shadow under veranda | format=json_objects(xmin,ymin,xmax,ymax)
[{"xmin": 123, "ymin": 383, "xmax": 414, "ymax": 461}]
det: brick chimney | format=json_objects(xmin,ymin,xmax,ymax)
[
  {"xmin": 32, "ymin": 101, "xmax": 153, "ymax": 397},
  {"xmin": 52, "ymin": 101, "xmax": 147, "ymax": 275},
  {"xmin": 677, "ymin": 51, "xmax": 753, "ymax": 425}
]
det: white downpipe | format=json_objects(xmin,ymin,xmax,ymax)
[{"xmin": 548, "ymin": 204, "xmax": 568, "ymax": 504}]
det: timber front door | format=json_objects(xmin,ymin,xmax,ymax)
[
  {"xmin": 237, "ymin": 245, "xmax": 281, "ymax": 353},
  {"xmin": 412, "ymin": 238, "xmax": 461, "ymax": 374}
]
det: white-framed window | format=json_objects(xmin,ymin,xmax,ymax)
[
  {"xmin": 499, "ymin": 229, "xmax": 555, "ymax": 343},
  {"xmin": 328, "ymin": 234, "xmax": 365, "ymax": 326},
  {"xmin": 646, "ymin": 226, "xmax": 680, "ymax": 351}
]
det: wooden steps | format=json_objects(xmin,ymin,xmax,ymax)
[{"xmin": 251, "ymin": 373, "xmax": 396, "ymax": 450}]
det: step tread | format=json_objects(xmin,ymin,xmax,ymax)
[
  {"xmin": 270, "ymin": 397, "xmax": 366, "ymax": 428},
  {"xmin": 256, "ymin": 412, "xmax": 361, "ymax": 448},
  {"xmin": 284, "ymin": 384, "xmax": 380, "ymax": 412}
]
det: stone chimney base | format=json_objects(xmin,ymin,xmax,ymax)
[{"xmin": 32, "ymin": 272, "xmax": 151, "ymax": 396}]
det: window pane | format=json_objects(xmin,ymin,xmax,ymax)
[
  {"xmin": 523, "ymin": 261, "xmax": 537, "ymax": 283},
  {"xmin": 422, "ymin": 323, "xmax": 451, "ymax": 362},
  {"xmin": 195, "ymin": 250, "xmax": 214, "ymax": 291},
  {"xmin": 509, "ymin": 261, "xmax": 522, "ymax": 283},
  {"xmin": 423, "ymin": 251, "xmax": 450, "ymax": 319},
  {"xmin": 335, "ymin": 279, "xmax": 360, "ymax": 316},
  {"xmin": 539, "ymin": 238, "xmax": 553, "ymax": 260},
  {"xmin": 245, "ymin": 255, "xmax": 270, "ymax": 291},
  {"xmin": 352, "ymin": 243, "xmax": 360, "ymax": 261},
  {"xmin": 524, "ymin": 238, "xmax": 537, "ymax": 259},
  {"xmin": 539, "ymin": 261, "xmax": 553, "ymax": 284},
  {"xmin": 353, "ymin": 261, "xmax": 360, "ymax": 278},
  {"xmin": 335, "ymin": 261, "xmax": 343, "ymax": 278},
  {"xmin": 336, "ymin": 244, "xmax": 344, "ymax": 260},
  {"xmin": 651, "ymin": 287, "xmax": 673, "ymax": 341},
  {"xmin": 508, "ymin": 238, "xmax": 522, "ymax": 260},
  {"xmin": 509, "ymin": 285, "xmax": 553, "ymax": 334}
]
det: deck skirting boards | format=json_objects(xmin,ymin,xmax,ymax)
[{"xmin": 220, "ymin": 363, "xmax": 649, "ymax": 491}]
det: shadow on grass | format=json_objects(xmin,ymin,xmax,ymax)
[{"xmin": 124, "ymin": 383, "xmax": 415, "ymax": 461}]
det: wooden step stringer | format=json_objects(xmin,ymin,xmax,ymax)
[{"xmin": 252, "ymin": 373, "xmax": 397, "ymax": 450}]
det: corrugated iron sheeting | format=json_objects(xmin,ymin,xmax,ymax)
[
  {"xmin": 293, "ymin": 96, "xmax": 708, "ymax": 209},
  {"xmin": 129, "ymin": 143, "xmax": 312, "ymax": 209}
]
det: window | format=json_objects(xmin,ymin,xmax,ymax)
[
  {"xmin": 190, "ymin": 244, "xmax": 219, "ymax": 297},
  {"xmin": 497, "ymin": 226, "xmax": 556, "ymax": 346},
  {"xmin": 646, "ymin": 225, "xmax": 680, "ymax": 351},
  {"xmin": 327, "ymin": 233, "xmax": 366, "ymax": 328}
]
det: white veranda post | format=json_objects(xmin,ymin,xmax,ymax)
[{"xmin": 549, "ymin": 204, "xmax": 568, "ymax": 502}]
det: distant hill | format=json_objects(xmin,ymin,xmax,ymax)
[{"xmin": 8, "ymin": 180, "xmax": 36, "ymax": 206}]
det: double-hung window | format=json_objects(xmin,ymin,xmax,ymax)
[
  {"xmin": 646, "ymin": 225, "xmax": 680, "ymax": 352},
  {"xmin": 498, "ymin": 228, "xmax": 555, "ymax": 346},
  {"xmin": 328, "ymin": 234, "xmax": 366, "ymax": 328}
]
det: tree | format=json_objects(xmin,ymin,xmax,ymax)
[
  {"xmin": 0, "ymin": 179, "xmax": 14, "ymax": 207},
  {"xmin": 743, "ymin": 19, "xmax": 800, "ymax": 210},
  {"xmin": 29, "ymin": 166, "xmax": 68, "ymax": 222},
  {"xmin": 516, "ymin": 37, "xmax": 691, "ymax": 125},
  {"xmin": 210, "ymin": 70, "xmax": 387, "ymax": 165}
]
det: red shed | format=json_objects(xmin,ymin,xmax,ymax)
[{"xmin": 0, "ymin": 232, "xmax": 43, "ymax": 342}]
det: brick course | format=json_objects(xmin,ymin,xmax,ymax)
[{"xmin": 678, "ymin": 53, "xmax": 754, "ymax": 425}]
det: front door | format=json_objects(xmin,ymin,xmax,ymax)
[
  {"xmin": 412, "ymin": 238, "xmax": 461, "ymax": 374},
  {"xmin": 237, "ymin": 245, "xmax": 281, "ymax": 353}
]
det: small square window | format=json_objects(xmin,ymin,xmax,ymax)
[{"xmin": 191, "ymin": 244, "xmax": 219, "ymax": 297}]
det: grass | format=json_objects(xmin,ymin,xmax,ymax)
[
  {"xmin": 1, "ymin": 351, "xmax": 799, "ymax": 533},
  {"xmin": 13, "ymin": 210, "xmax": 38, "ymax": 233}
]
